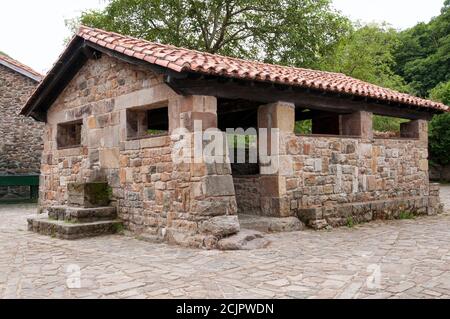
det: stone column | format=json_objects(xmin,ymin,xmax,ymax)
[
  {"xmin": 340, "ymin": 111, "xmax": 373, "ymax": 140},
  {"xmin": 400, "ymin": 119, "xmax": 428, "ymax": 143},
  {"xmin": 173, "ymin": 95, "xmax": 218, "ymax": 132},
  {"xmin": 257, "ymin": 101, "xmax": 295, "ymax": 217},
  {"xmin": 167, "ymin": 95, "xmax": 239, "ymax": 249}
]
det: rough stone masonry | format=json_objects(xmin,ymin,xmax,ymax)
[
  {"xmin": 0, "ymin": 59, "xmax": 43, "ymax": 199},
  {"xmin": 20, "ymin": 26, "xmax": 447, "ymax": 249}
]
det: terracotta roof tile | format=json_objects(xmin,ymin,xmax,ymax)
[
  {"xmin": 22, "ymin": 25, "xmax": 450, "ymax": 116},
  {"xmin": 0, "ymin": 53, "xmax": 42, "ymax": 81}
]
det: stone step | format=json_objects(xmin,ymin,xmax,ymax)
[
  {"xmin": 47, "ymin": 206, "xmax": 117, "ymax": 223},
  {"xmin": 239, "ymin": 214, "xmax": 305, "ymax": 233},
  {"xmin": 27, "ymin": 215, "xmax": 122, "ymax": 240}
]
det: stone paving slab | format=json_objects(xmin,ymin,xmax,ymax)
[{"xmin": 1, "ymin": 186, "xmax": 450, "ymax": 299}]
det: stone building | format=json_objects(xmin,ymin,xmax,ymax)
[
  {"xmin": 0, "ymin": 54, "xmax": 43, "ymax": 200},
  {"xmin": 22, "ymin": 26, "xmax": 448, "ymax": 249}
]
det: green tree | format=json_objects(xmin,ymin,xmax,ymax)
[
  {"xmin": 429, "ymin": 80, "xmax": 450, "ymax": 166},
  {"xmin": 394, "ymin": 0, "xmax": 450, "ymax": 97},
  {"xmin": 321, "ymin": 23, "xmax": 410, "ymax": 92},
  {"xmin": 72, "ymin": 0, "xmax": 351, "ymax": 68},
  {"xmin": 430, "ymin": 80, "xmax": 450, "ymax": 105},
  {"xmin": 321, "ymin": 23, "xmax": 411, "ymax": 132}
]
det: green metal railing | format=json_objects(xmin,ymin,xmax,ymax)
[{"xmin": 0, "ymin": 175, "xmax": 39, "ymax": 203}]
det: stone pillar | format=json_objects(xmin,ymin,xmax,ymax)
[
  {"xmin": 428, "ymin": 183, "xmax": 444, "ymax": 216},
  {"xmin": 173, "ymin": 95, "xmax": 218, "ymax": 132},
  {"xmin": 341, "ymin": 111, "xmax": 373, "ymax": 139},
  {"xmin": 167, "ymin": 95, "xmax": 239, "ymax": 249},
  {"xmin": 257, "ymin": 101, "xmax": 295, "ymax": 217},
  {"xmin": 400, "ymin": 119, "xmax": 428, "ymax": 143}
]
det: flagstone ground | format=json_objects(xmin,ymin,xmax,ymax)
[{"xmin": 1, "ymin": 185, "xmax": 450, "ymax": 299}]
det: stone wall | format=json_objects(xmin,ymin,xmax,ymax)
[
  {"xmin": 233, "ymin": 176, "xmax": 261, "ymax": 215},
  {"xmin": 0, "ymin": 64, "xmax": 43, "ymax": 199},
  {"xmin": 38, "ymin": 53, "xmax": 442, "ymax": 246},
  {"xmin": 282, "ymin": 132, "xmax": 441, "ymax": 228},
  {"xmin": 40, "ymin": 55, "xmax": 238, "ymax": 249}
]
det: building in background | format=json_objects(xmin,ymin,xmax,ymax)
[{"xmin": 0, "ymin": 54, "xmax": 43, "ymax": 201}]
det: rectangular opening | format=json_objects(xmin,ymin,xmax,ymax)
[
  {"xmin": 373, "ymin": 115, "xmax": 409, "ymax": 139},
  {"xmin": 57, "ymin": 120, "xmax": 82, "ymax": 149},
  {"xmin": 295, "ymin": 109, "xmax": 342, "ymax": 136},
  {"xmin": 127, "ymin": 105, "xmax": 169, "ymax": 139},
  {"xmin": 217, "ymin": 99, "xmax": 260, "ymax": 176}
]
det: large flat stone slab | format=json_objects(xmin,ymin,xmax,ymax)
[
  {"xmin": 47, "ymin": 206, "xmax": 117, "ymax": 223},
  {"xmin": 239, "ymin": 214, "xmax": 305, "ymax": 233}
]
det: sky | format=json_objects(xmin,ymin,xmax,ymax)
[{"xmin": 0, "ymin": 0, "xmax": 446, "ymax": 74}]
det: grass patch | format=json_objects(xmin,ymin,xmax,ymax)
[
  {"xmin": 346, "ymin": 216, "xmax": 355, "ymax": 228},
  {"xmin": 398, "ymin": 211, "xmax": 415, "ymax": 220},
  {"xmin": 113, "ymin": 223, "xmax": 124, "ymax": 234}
]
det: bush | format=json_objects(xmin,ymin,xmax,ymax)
[
  {"xmin": 429, "ymin": 113, "xmax": 450, "ymax": 166},
  {"xmin": 429, "ymin": 80, "xmax": 450, "ymax": 166}
]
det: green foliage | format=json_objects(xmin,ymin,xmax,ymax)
[
  {"xmin": 295, "ymin": 120, "xmax": 312, "ymax": 135},
  {"xmin": 71, "ymin": 0, "xmax": 351, "ymax": 68},
  {"xmin": 147, "ymin": 129, "xmax": 168, "ymax": 136},
  {"xmin": 398, "ymin": 211, "xmax": 415, "ymax": 220},
  {"xmin": 373, "ymin": 116, "xmax": 408, "ymax": 133},
  {"xmin": 227, "ymin": 134, "xmax": 257, "ymax": 149},
  {"xmin": 394, "ymin": 2, "xmax": 450, "ymax": 96},
  {"xmin": 346, "ymin": 216, "xmax": 354, "ymax": 228},
  {"xmin": 321, "ymin": 23, "xmax": 411, "ymax": 93},
  {"xmin": 429, "ymin": 112, "xmax": 450, "ymax": 166},
  {"xmin": 429, "ymin": 80, "xmax": 450, "ymax": 105},
  {"xmin": 113, "ymin": 223, "xmax": 125, "ymax": 234},
  {"xmin": 429, "ymin": 79, "xmax": 450, "ymax": 166}
]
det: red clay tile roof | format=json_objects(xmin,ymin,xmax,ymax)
[
  {"xmin": 77, "ymin": 26, "xmax": 448, "ymax": 112},
  {"xmin": 21, "ymin": 25, "xmax": 450, "ymax": 117},
  {"xmin": 0, "ymin": 53, "xmax": 42, "ymax": 81}
]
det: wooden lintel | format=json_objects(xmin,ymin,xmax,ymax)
[{"xmin": 166, "ymin": 76, "xmax": 435, "ymax": 121}]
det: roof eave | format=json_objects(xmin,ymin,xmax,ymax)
[{"xmin": 0, "ymin": 59, "xmax": 42, "ymax": 82}]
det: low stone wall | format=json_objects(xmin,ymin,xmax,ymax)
[
  {"xmin": 430, "ymin": 163, "xmax": 450, "ymax": 182},
  {"xmin": 233, "ymin": 176, "xmax": 261, "ymax": 215},
  {"xmin": 281, "ymin": 133, "xmax": 441, "ymax": 228}
]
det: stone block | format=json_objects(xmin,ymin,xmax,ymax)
[
  {"xmin": 200, "ymin": 215, "xmax": 240, "ymax": 237},
  {"xmin": 258, "ymin": 101, "xmax": 295, "ymax": 133},
  {"xmin": 140, "ymin": 136, "xmax": 170, "ymax": 149},
  {"xmin": 202, "ymin": 175, "xmax": 235, "ymax": 196},
  {"xmin": 297, "ymin": 207, "xmax": 322, "ymax": 223},
  {"xmin": 99, "ymin": 148, "xmax": 120, "ymax": 169},
  {"xmin": 67, "ymin": 182, "xmax": 111, "ymax": 208}
]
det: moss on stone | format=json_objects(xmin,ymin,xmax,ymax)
[{"xmin": 85, "ymin": 182, "xmax": 110, "ymax": 207}]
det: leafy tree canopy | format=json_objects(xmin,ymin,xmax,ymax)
[
  {"xmin": 430, "ymin": 80, "xmax": 450, "ymax": 105},
  {"xmin": 73, "ymin": 0, "xmax": 351, "ymax": 68},
  {"xmin": 428, "ymin": 80, "xmax": 450, "ymax": 166},
  {"xmin": 321, "ymin": 23, "xmax": 410, "ymax": 93},
  {"xmin": 394, "ymin": 0, "xmax": 450, "ymax": 97}
]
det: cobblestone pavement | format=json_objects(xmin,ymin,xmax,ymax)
[{"xmin": 1, "ymin": 188, "xmax": 450, "ymax": 299}]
